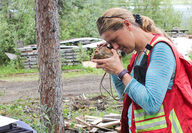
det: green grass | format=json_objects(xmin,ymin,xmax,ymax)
[
  {"xmin": 0, "ymin": 66, "xmax": 105, "ymax": 81},
  {"xmin": 0, "ymin": 98, "xmax": 41, "ymax": 131},
  {"xmin": 0, "ymin": 65, "xmax": 38, "ymax": 77},
  {"xmin": 122, "ymin": 54, "xmax": 131, "ymax": 68},
  {"xmin": 0, "ymin": 54, "xmax": 131, "ymax": 81}
]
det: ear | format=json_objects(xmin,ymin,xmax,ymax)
[{"xmin": 123, "ymin": 20, "xmax": 132, "ymax": 31}]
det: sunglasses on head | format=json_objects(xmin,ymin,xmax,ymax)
[{"xmin": 97, "ymin": 16, "xmax": 125, "ymax": 24}]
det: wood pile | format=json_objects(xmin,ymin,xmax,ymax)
[
  {"xmin": 63, "ymin": 94, "xmax": 123, "ymax": 132},
  {"xmin": 17, "ymin": 38, "xmax": 103, "ymax": 69},
  {"xmin": 18, "ymin": 45, "xmax": 81, "ymax": 69},
  {"xmin": 65, "ymin": 113, "xmax": 121, "ymax": 133}
]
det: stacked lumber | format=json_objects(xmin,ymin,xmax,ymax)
[
  {"xmin": 65, "ymin": 113, "xmax": 121, "ymax": 133},
  {"xmin": 18, "ymin": 45, "xmax": 81, "ymax": 68},
  {"xmin": 17, "ymin": 38, "xmax": 103, "ymax": 68}
]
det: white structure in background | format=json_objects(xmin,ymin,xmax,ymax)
[{"xmin": 172, "ymin": 37, "xmax": 192, "ymax": 60}]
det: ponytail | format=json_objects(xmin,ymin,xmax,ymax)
[{"xmin": 141, "ymin": 16, "xmax": 170, "ymax": 39}]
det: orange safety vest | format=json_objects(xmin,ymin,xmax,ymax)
[{"xmin": 121, "ymin": 34, "xmax": 192, "ymax": 133}]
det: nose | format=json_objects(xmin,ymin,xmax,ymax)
[{"xmin": 111, "ymin": 43, "xmax": 119, "ymax": 50}]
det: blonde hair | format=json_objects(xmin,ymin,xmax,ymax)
[{"xmin": 97, "ymin": 8, "xmax": 169, "ymax": 38}]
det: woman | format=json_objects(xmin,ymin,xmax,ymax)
[{"xmin": 92, "ymin": 8, "xmax": 192, "ymax": 133}]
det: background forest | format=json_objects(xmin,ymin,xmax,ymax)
[{"xmin": 0, "ymin": 0, "xmax": 192, "ymax": 65}]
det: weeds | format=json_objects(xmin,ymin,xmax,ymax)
[
  {"xmin": 0, "ymin": 93, "xmax": 122, "ymax": 132},
  {"xmin": 0, "ymin": 65, "xmax": 37, "ymax": 78}
]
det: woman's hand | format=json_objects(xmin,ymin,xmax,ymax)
[{"xmin": 92, "ymin": 49, "xmax": 124, "ymax": 75}]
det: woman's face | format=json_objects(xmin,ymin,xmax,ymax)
[{"xmin": 101, "ymin": 26, "xmax": 135, "ymax": 54}]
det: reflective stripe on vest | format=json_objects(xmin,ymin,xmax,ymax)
[
  {"xmin": 151, "ymin": 37, "xmax": 172, "ymax": 48},
  {"xmin": 169, "ymin": 109, "xmax": 183, "ymax": 133},
  {"xmin": 134, "ymin": 105, "xmax": 167, "ymax": 132},
  {"xmin": 146, "ymin": 37, "xmax": 171, "ymax": 55},
  {"xmin": 134, "ymin": 105, "xmax": 164, "ymax": 121}
]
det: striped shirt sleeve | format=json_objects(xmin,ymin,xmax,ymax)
[
  {"xmin": 124, "ymin": 42, "xmax": 176, "ymax": 115},
  {"xmin": 111, "ymin": 74, "xmax": 125, "ymax": 100}
]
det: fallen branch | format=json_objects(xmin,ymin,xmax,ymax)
[
  {"xmin": 65, "ymin": 121, "xmax": 86, "ymax": 129},
  {"xmin": 102, "ymin": 118, "xmax": 120, "ymax": 122},
  {"xmin": 76, "ymin": 117, "xmax": 91, "ymax": 127},
  {"xmin": 103, "ymin": 113, "xmax": 121, "ymax": 120},
  {"xmin": 97, "ymin": 120, "xmax": 120, "ymax": 128},
  {"xmin": 115, "ymin": 126, "xmax": 121, "ymax": 132},
  {"xmin": 76, "ymin": 117, "xmax": 111, "ymax": 131}
]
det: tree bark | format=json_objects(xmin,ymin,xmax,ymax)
[{"xmin": 35, "ymin": 0, "xmax": 64, "ymax": 132}]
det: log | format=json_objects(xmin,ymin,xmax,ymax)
[
  {"xmin": 75, "ymin": 117, "xmax": 91, "ymax": 127},
  {"xmin": 91, "ymin": 118, "xmax": 102, "ymax": 125},
  {"xmin": 85, "ymin": 115, "xmax": 102, "ymax": 120},
  {"xmin": 90, "ymin": 128, "xmax": 99, "ymax": 133},
  {"xmin": 102, "ymin": 118, "xmax": 120, "ymax": 122},
  {"xmin": 65, "ymin": 121, "xmax": 86, "ymax": 129},
  {"xmin": 93, "ymin": 125, "xmax": 111, "ymax": 131},
  {"xmin": 97, "ymin": 120, "xmax": 120, "ymax": 128},
  {"xmin": 115, "ymin": 126, "xmax": 121, "ymax": 133},
  {"xmin": 103, "ymin": 113, "xmax": 121, "ymax": 120},
  {"xmin": 76, "ymin": 117, "xmax": 111, "ymax": 131}
]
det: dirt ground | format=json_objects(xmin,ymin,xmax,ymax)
[{"xmin": 0, "ymin": 73, "xmax": 111, "ymax": 104}]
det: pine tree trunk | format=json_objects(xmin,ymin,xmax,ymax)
[{"xmin": 35, "ymin": 0, "xmax": 64, "ymax": 132}]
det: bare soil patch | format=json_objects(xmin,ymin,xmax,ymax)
[{"xmin": 0, "ymin": 74, "xmax": 110, "ymax": 104}]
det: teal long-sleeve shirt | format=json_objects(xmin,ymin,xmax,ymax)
[{"xmin": 111, "ymin": 42, "xmax": 176, "ymax": 131}]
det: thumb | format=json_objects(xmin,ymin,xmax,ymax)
[
  {"xmin": 111, "ymin": 49, "xmax": 119, "ymax": 56},
  {"xmin": 111, "ymin": 49, "xmax": 122, "ymax": 58}
]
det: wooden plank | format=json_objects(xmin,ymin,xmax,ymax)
[
  {"xmin": 105, "ymin": 131, "xmax": 118, "ymax": 133},
  {"xmin": 25, "ymin": 58, "xmax": 37, "ymax": 62},
  {"xmin": 21, "ymin": 55, "xmax": 37, "ymax": 58},
  {"xmin": 21, "ymin": 52, "xmax": 37, "ymax": 56},
  {"xmin": 18, "ymin": 47, "xmax": 34, "ymax": 52},
  {"xmin": 84, "ymin": 115, "xmax": 102, "ymax": 120},
  {"xmin": 75, "ymin": 117, "xmax": 91, "ymax": 127},
  {"xmin": 24, "ymin": 61, "xmax": 37, "ymax": 65},
  {"xmin": 61, "ymin": 52, "xmax": 79, "ymax": 56},
  {"xmin": 24, "ymin": 65, "xmax": 37, "ymax": 69},
  {"xmin": 62, "ymin": 62, "xmax": 80, "ymax": 66},
  {"xmin": 91, "ymin": 118, "xmax": 102, "ymax": 125},
  {"xmin": 62, "ymin": 59, "xmax": 79, "ymax": 63},
  {"xmin": 115, "ymin": 126, "xmax": 121, "ymax": 133},
  {"xmin": 60, "ymin": 49, "xmax": 76, "ymax": 53},
  {"xmin": 102, "ymin": 118, "xmax": 120, "ymax": 122},
  {"xmin": 63, "ymin": 56, "xmax": 78, "ymax": 60},
  {"xmin": 93, "ymin": 124, "xmax": 111, "ymax": 131},
  {"xmin": 90, "ymin": 128, "xmax": 99, "ymax": 133},
  {"xmin": 65, "ymin": 121, "xmax": 86, "ymax": 129},
  {"xmin": 97, "ymin": 120, "xmax": 120, "ymax": 128},
  {"xmin": 103, "ymin": 113, "xmax": 121, "ymax": 120}
]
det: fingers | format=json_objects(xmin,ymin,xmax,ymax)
[
  {"xmin": 111, "ymin": 49, "xmax": 117, "ymax": 54},
  {"xmin": 96, "ymin": 63, "xmax": 105, "ymax": 69},
  {"xmin": 91, "ymin": 58, "xmax": 108, "ymax": 70},
  {"xmin": 91, "ymin": 58, "xmax": 107, "ymax": 64},
  {"xmin": 111, "ymin": 49, "xmax": 120, "ymax": 57}
]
